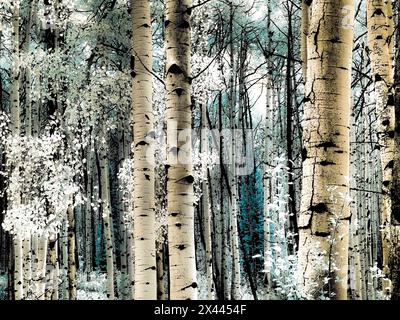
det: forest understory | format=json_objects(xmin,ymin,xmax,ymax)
[{"xmin": 1, "ymin": 0, "xmax": 400, "ymax": 301}]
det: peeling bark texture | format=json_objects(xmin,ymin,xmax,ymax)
[
  {"xmin": 298, "ymin": 0, "xmax": 355, "ymax": 300},
  {"xmin": 131, "ymin": 0, "xmax": 157, "ymax": 300},
  {"xmin": 367, "ymin": 0, "xmax": 395, "ymax": 296},
  {"xmin": 165, "ymin": 0, "xmax": 198, "ymax": 300}
]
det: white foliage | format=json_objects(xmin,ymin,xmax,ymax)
[{"xmin": 1, "ymin": 131, "xmax": 78, "ymax": 239}]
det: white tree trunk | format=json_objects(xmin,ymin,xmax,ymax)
[
  {"xmin": 165, "ymin": 0, "xmax": 198, "ymax": 300},
  {"xmin": 131, "ymin": 0, "xmax": 157, "ymax": 300},
  {"xmin": 298, "ymin": 0, "xmax": 355, "ymax": 300}
]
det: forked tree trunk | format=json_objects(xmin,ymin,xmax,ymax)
[
  {"xmin": 165, "ymin": 0, "xmax": 198, "ymax": 300},
  {"xmin": 298, "ymin": 0, "xmax": 355, "ymax": 300},
  {"xmin": 131, "ymin": 0, "xmax": 157, "ymax": 300}
]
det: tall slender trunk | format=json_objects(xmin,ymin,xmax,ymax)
[
  {"xmin": 229, "ymin": 2, "xmax": 241, "ymax": 300},
  {"xmin": 131, "ymin": 0, "xmax": 157, "ymax": 300},
  {"xmin": 298, "ymin": 0, "xmax": 355, "ymax": 300},
  {"xmin": 67, "ymin": 203, "xmax": 77, "ymax": 300},
  {"xmin": 201, "ymin": 103, "xmax": 214, "ymax": 299},
  {"xmin": 285, "ymin": 1, "xmax": 298, "ymax": 252},
  {"xmin": 99, "ymin": 144, "xmax": 115, "ymax": 300},
  {"xmin": 34, "ymin": 236, "xmax": 48, "ymax": 300},
  {"xmin": 367, "ymin": 0, "xmax": 395, "ymax": 296},
  {"xmin": 263, "ymin": 0, "xmax": 274, "ymax": 296},
  {"xmin": 165, "ymin": 0, "xmax": 198, "ymax": 300},
  {"xmin": 390, "ymin": 0, "xmax": 400, "ymax": 300},
  {"xmin": 10, "ymin": 1, "xmax": 23, "ymax": 300},
  {"xmin": 301, "ymin": 0, "xmax": 311, "ymax": 84}
]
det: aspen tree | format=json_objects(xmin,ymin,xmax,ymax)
[
  {"xmin": 298, "ymin": 0, "xmax": 355, "ymax": 300},
  {"xmin": 22, "ymin": 0, "xmax": 38, "ymax": 299},
  {"xmin": 367, "ymin": 0, "xmax": 395, "ymax": 296},
  {"xmin": 9, "ymin": 0, "xmax": 24, "ymax": 300},
  {"xmin": 228, "ymin": 2, "xmax": 241, "ymax": 300},
  {"xmin": 45, "ymin": 233, "xmax": 58, "ymax": 300},
  {"xmin": 99, "ymin": 141, "xmax": 115, "ymax": 300},
  {"xmin": 263, "ymin": 0, "xmax": 274, "ymax": 295},
  {"xmin": 201, "ymin": 103, "xmax": 213, "ymax": 299},
  {"xmin": 156, "ymin": 241, "xmax": 168, "ymax": 300},
  {"xmin": 165, "ymin": 0, "xmax": 198, "ymax": 300},
  {"xmin": 60, "ymin": 222, "xmax": 68, "ymax": 299},
  {"xmin": 390, "ymin": 0, "xmax": 400, "ymax": 300},
  {"xmin": 131, "ymin": 0, "xmax": 157, "ymax": 300},
  {"xmin": 301, "ymin": 0, "xmax": 311, "ymax": 84},
  {"xmin": 67, "ymin": 203, "xmax": 77, "ymax": 300}
]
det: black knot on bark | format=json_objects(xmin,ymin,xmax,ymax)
[
  {"xmin": 319, "ymin": 160, "xmax": 336, "ymax": 166},
  {"xmin": 375, "ymin": 73, "xmax": 383, "ymax": 82},
  {"xmin": 372, "ymin": 8, "xmax": 384, "ymax": 17},
  {"xmin": 309, "ymin": 203, "xmax": 328, "ymax": 213},
  {"xmin": 178, "ymin": 20, "xmax": 190, "ymax": 29},
  {"xmin": 135, "ymin": 140, "xmax": 148, "ymax": 147},
  {"xmin": 382, "ymin": 180, "xmax": 390, "ymax": 187},
  {"xmin": 174, "ymin": 88, "xmax": 185, "ymax": 96},
  {"xmin": 387, "ymin": 94, "xmax": 395, "ymax": 106},
  {"xmin": 316, "ymin": 141, "xmax": 337, "ymax": 150},
  {"xmin": 177, "ymin": 175, "xmax": 194, "ymax": 184},
  {"xmin": 385, "ymin": 160, "xmax": 394, "ymax": 170},
  {"xmin": 168, "ymin": 64, "xmax": 184, "ymax": 75}
]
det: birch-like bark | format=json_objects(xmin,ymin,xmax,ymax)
[
  {"xmin": 298, "ymin": 0, "xmax": 355, "ymax": 300},
  {"xmin": 390, "ymin": 0, "xmax": 400, "ymax": 300},
  {"xmin": 34, "ymin": 236, "xmax": 48, "ymax": 300},
  {"xmin": 201, "ymin": 103, "xmax": 214, "ymax": 299},
  {"xmin": 98, "ymin": 144, "xmax": 115, "ymax": 300},
  {"xmin": 131, "ymin": 0, "xmax": 157, "ymax": 300},
  {"xmin": 10, "ymin": 1, "xmax": 23, "ymax": 300},
  {"xmin": 165, "ymin": 0, "xmax": 198, "ymax": 300},
  {"xmin": 60, "ymin": 221, "xmax": 68, "ymax": 299},
  {"xmin": 228, "ymin": 2, "xmax": 241, "ymax": 300},
  {"xmin": 367, "ymin": 0, "xmax": 395, "ymax": 296}
]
